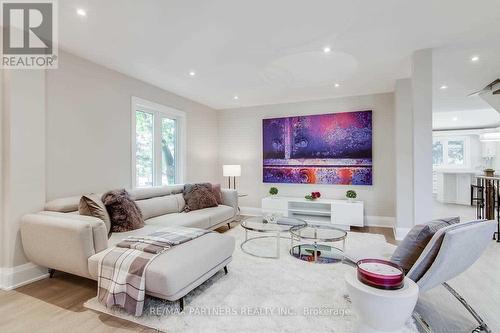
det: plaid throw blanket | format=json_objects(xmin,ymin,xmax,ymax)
[{"xmin": 97, "ymin": 226, "xmax": 209, "ymax": 316}]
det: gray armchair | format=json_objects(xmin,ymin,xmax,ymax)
[{"xmin": 409, "ymin": 220, "xmax": 496, "ymax": 333}]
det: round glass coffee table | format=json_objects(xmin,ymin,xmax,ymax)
[
  {"xmin": 290, "ymin": 224, "xmax": 347, "ymax": 263},
  {"xmin": 240, "ymin": 216, "xmax": 307, "ymax": 259}
]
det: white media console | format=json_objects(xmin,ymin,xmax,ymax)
[{"xmin": 262, "ymin": 196, "xmax": 364, "ymax": 229}]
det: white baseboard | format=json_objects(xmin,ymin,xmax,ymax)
[
  {"xmin": 240, "ymin": 206, "xmax": 395, "ymax": 228},
  {"xmin": 0, "ymin": 263, "xmax": 49, "ymax": 291},
  {"xmin": 394, "ymin": 227, "xmax": 411, "ymax": 241},
  {"xmin": 365, "ymin": 216, "xmax": 395, "ymax": 228}
]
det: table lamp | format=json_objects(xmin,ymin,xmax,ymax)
[{"xmin": 223, "ymin": 165, "xmax": 241, "ymax": 189}]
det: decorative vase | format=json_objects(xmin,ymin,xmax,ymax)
[{"xmin": 484, "ymin": 169, "xmax": 495, "ymax": 177}]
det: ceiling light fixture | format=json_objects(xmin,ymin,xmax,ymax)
[
  {"xmin": 471, "ymin": 56, "xmax": 480, "ymax": 62},
  {"xmin": 233, "ymin": 95, "xmax": 239, "ymax": 100},
  {"xmin": 76, "ymin": 8, "xmax": 87, "ymax": 16},
  {"xmin": 189, "ymin": 71, "xmax": 196, "ymax": 76},
  {"xmin": 452, "ymin": 117, "xmax": 458, "ymax": 121},
  {"xmin": 334, "ymin": 83, "xmax": 340, "ymax": 88},
  {"xmin": 323, "ymin": 46, "xmax": 331, "ymax": 53},
  {"xmin": 440, "ymin": 85, "xmax": 448, "ymax": 90}
]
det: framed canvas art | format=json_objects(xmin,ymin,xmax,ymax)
[{"xmin": 262, "ymin": 110, "xmax": 372, "ymax": 185}]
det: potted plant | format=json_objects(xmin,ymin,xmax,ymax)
[
  {"xmin": 269, "ymin": 187, "xmax": 279, "ymax": 197},
  {"xmin": 346, "ymin": 190, "xmax": 357, "ymax": 202},
  {"xmin": 305, "ymin": 191, "xmax": 321, "ymax": 201}
]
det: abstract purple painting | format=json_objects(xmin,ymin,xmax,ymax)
[{"xmin": 263, "ymin": 110, "xmax": 372, "ymax": 185}]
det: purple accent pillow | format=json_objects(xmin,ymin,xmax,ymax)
[
  {"xmin": 211, "ymin": 183, "xmax": 223, "ymax": 204},
  {"xmin": 102, "ymin": 189, "xmax": 144, "ymax": 233},
  {"xmin": 183, "ymin": 183, "xmax": 218, "ymax": 212}
]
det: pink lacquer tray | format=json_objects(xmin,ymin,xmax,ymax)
[{"xmin": 356, "ymin": 258, "xmax": 405, "ymax": 290}]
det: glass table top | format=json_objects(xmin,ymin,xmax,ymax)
[
  {"xmin": 290, "ymin": 224, "xmax": 347, "ymax": 242},
  {"xmin": 290, "ymin": 244, "xmax": 344, "ymax": 264},
  {"xmin": 241, "ymin": 216, "xmax": 307, "ymax": 233}
]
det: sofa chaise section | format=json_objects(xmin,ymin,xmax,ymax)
[{"xmin": 88, "ymin": 232, "xmax": 235, "ymax": 302}]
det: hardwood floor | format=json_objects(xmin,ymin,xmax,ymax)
[
  {"xmin": 0, "ymin": 221, "xmax": 396, "ymax": 333},
  {"xmin": 351, "ymin": 225, "xmax": 398, "ymax": 245},
  {"xmin": 0, "ymin": 272, "xmax": 156, "ymax": 333}
]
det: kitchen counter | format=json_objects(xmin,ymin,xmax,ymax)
[{"xmin": 434, "ymin": 170, "xmax": 479, "ymax": 205}]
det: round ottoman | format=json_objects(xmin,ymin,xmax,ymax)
[{"xmin": 345, "ymin": 270, "xmax": 419, "ymax": 333}]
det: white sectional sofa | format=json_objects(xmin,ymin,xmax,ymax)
[{"xmin": 20, "ymin": 185, "xmax": 237, "ymax": 309}]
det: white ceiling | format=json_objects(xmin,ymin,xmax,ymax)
[
  {"xmin": 433, "ymin": 42, "xmax": 500, "ymax": 113},
  {"xmin": 433, "ymin": 109, "xmax": 500, "ymax": 131},
  {"xmin": 58, "ymin": 0, "xmax": 500, "ymax": 109},
  {"xmin": 432, "ymin": 41, "xmax": 500, "ymax": 129}
]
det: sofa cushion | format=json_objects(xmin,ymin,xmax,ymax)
[
  {"xmin": 127, "ymin": 185, "xmax": 184, "ymax": 201},
  {"xmin": 135, "ymin": 194, "xmax": 184, "ymax": 220},
  {"xmin": 88, "ymin": 232, "xmax": 235, "ymax": 300},
  {"xmin": 45, "ymin": 196, "xmax": 82, "ymax": 213},
  {"xmin": 183, "ymin": 183, "xmax": 218, "ymax": 212},
  {"xmin": 391, "ymin": 216, "xmax": 460, "ymax": 273},
  {"xmin": 79, "ymin": 194, "xmax": 111, "ymax": 233},
  {"xmin": 146, "ymin": 212, "xmax": 210, "ymax": 229},
  {"xmin": 102, "ymin": 189, "xmax": 144, "ymax": 232},
  {"xmin": 192, "ymin": 205, "xmax": 235, "ymax": 227},
  {"xmin": 145, "ymin": 205, "xmax": 234, "ymax": 229}
]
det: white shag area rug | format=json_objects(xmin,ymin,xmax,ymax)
[{"xmin": 84, "ymin": 225, "xmax": 418, "ymax": 333}]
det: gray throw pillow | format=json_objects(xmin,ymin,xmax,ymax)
[
  {"xmin": 183, "ymin": 183, "xmax": 218, "ymax": 212},
  {"xmin": 391, "ymin": 217, "xmax": 460, "ymax": 274},
  {"xmin": 102, "ymin": 189, "xmax": 144, "ymax": 233},
  {"xmin": 79, "ymin": 194, "xmax": 111, "ymax": 235}
]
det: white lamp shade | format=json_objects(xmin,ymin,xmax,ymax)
[{"xmin": 223, "ymin": 165, "xmax": 241, "ymax": 177}]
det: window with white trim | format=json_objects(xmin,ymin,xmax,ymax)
[
  {"xmin": 132, "ymin": 97, "xmax": 185, "ymax": 187},
  {"xmin": 433, "ymin": 136, "xmax": 469, "ymax": 168}
]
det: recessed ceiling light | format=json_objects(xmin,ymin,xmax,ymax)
[
  {"xmin": 440, "ymin": 85, "xmax": 448, "ymax": 90},
  {"xmin": 233, "ymin": 95, "xmax": 239, "ymax": 100},
  {"xmin": 323, "ymin": 46, "xmax": 331, "ymax": 53},
  {"xmin": 189, "ymin": 71, "xmax": 196, "ymax": 76},
  {"xmin": 471, "ymin": 56, "xmax": 480, "ymax": 62},
  {"xmin": 76, "ymin": 8, "xmax": 87, "ymax": 17},
  {"xmin": 452, "ymin": 117, "xmax": 458, "ymax": 121},
  {"xmin": 334, "ymin": 83, "xmax": 340, "ymax": 88}
]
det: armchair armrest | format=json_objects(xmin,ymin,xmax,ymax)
[
  {"xmin": 221, "ymin": 189, "xmax": 238, "ymax": 215},
  {"xmin": 20, "ymin": 212, "xmax": 108, "ymax": 278}
]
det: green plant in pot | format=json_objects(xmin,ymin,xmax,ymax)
[
  {"xmin": 346, "ymin": 190, "xmax": 357, "ymax": 202},
  {"xmin": 269, "ymin": 187, "xmax": 279, "ymax": 197}
]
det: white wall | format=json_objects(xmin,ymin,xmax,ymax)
[
  {"xmin": 218, "ymin": 93, "xmax": 396, "ymax": 223},
  {"xmin": 0, "ymin": 68, "xmax": 4, "ymax": 269},
  {"xmin": 1, "ymin": 69, "xmax": 46, "ymax": 271},
  {"xmin": 412, "ymin": 49, "xmax": 433, "ymax": 225},
  {"xmin": 395, "ymin": 79, "xmax": 414, "ymax": 237},
  {"xmin": 1, "ymin": 51, "xmax": 220, "ymax": 289},
  {"xmin": 46, "ymin": 51, "xmax": 219, "ymax": 199}
]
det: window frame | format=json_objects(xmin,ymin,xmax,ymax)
[
  {"xmin": 131, "ymin": 97, "xmax": 186, "ymax": 188},
  {"xmin": 432, "ymin": 135, "xmax": 470, "ymax": 169}
]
